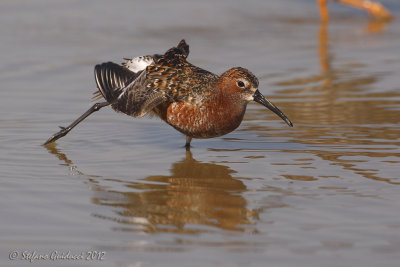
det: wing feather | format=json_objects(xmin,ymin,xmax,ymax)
[
  {"xmin": 92, "ymin": 40, "xmax": 194, "ymax": 117},
  {"xmin": 111, "ymin": 71, "xmax": 166, "ymax": 117},
  {"xmin": 93, "ymin": 62, "xmax": 138, "ymax": 102}
]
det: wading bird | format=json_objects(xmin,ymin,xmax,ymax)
[{"xmin": 44, "ymin": 40, "xmax": 293, "ymax": 148}]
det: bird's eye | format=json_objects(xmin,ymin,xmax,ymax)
[{"xmin": 237, "ymin": 81, "xmax": 245, "ymax": 88}]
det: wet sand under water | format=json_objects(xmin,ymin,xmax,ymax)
[{"xmin": 1, "ymin": 0, "xmax": 400, "ymax": 266}]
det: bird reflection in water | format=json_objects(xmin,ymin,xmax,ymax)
[{"xmin": 46, "ymin": 143, "xmax": 262, "ymax": 234}]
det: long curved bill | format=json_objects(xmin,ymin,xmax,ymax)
[{"xmin": 253, "ymin": 90, "xmax": 293, "ymax": 127}]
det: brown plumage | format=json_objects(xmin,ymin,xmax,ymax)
[{"xmin": 44, "ymin": 39, "xmax": 292, "ymax": 147}]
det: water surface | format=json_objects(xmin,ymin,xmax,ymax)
[{"xmin": 1, "ymin": 0, "xmax": 400, "ymax": 266}]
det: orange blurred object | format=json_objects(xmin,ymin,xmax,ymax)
[{"xmin": 317, "ymin": 0, "xmax": 394, "ymax": 21}]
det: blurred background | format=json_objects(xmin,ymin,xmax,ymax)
[{"xmin": 1, "ymin": 0, "xmax": 400, "ymax": 266}]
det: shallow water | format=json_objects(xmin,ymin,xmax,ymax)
[{"xmin": 1, "ymin": 0, "xmax": 400, "ymax": 266}]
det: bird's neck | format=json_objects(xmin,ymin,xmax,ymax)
[{"xmin": 213, "ymin": 91, "xmax": 247, "ymax": 133}]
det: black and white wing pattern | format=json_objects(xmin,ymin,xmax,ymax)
[
  {"xmin": 94, "ymin": 55, "xmax": 159, "ymax": 117},
  {"xmin": 93, "ymin": 62, "xmax": 137, "ymax": 101},
  {"xmin": 93, "ymin": 39, "xmax": 191, "ymax": 118}
]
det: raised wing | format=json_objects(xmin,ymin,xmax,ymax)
[
  {"xmin": 112, "ymin": 71, "xmax": 166, "ymax": 117},
  {"xmin": 105, "ymin": 40, "xmax": 191, "ymax": 117},
  {"xmin": 94, "ymin": 39, "xmax": 203, "ymax": 118},
  {"xmin": 94, "ymin": 62, "xmax": 137, "ymax": 101}
]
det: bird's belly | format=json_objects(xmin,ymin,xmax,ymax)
[{"xmin": 165, "ymin": 102, "xmax": 244, "ymax": 139}]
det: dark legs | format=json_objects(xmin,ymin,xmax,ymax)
[
  {"xmin": 185, "ymin": 136, "xmax": 192, "ymax": 150},
  {"xmin": 43, "ymin": 101, "xmax": 110, "ymax": 145}
]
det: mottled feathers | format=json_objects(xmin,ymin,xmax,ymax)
[{"xmin": 93, "ymin": 39, "xmax": 217, "ymax": 118}]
